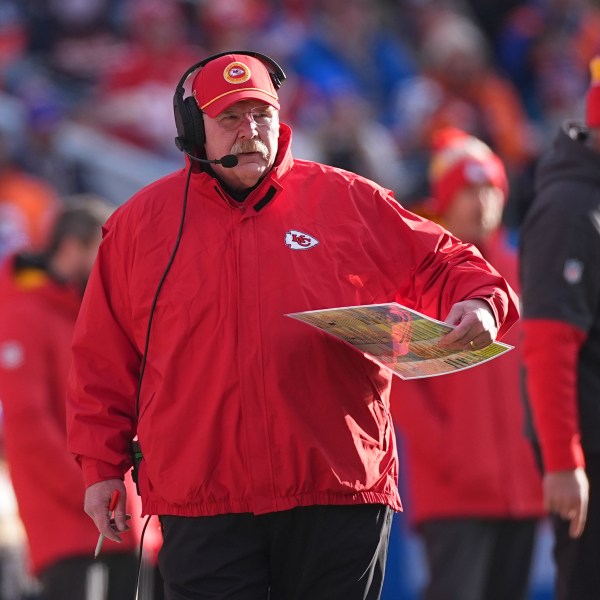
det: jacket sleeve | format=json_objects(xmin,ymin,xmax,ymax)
[
  {"xmin": 520, "ymin": 191, "xmax": 600, "ymax": 472},
  {"xmin": 382, "ymin": 196, "xmax": 520, "ymax": 336},
  {"xmin": 0, "ymin": 308, "xmax": 84, "ymax": 510},
  {"xmin": 522, "ymin": 319, "xmax": 586, "ymax": 471},
  {"xmin": 66, "ymin": 215, "xmax": 142, "ymax": 488}
]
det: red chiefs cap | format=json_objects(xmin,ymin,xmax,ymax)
[
  {"xmin": 191, "ymin": 53, "xmax": 280, "ymax": 118},
  {"xmin": 586, "ymin": 56, "xmax": 600, "ymax": 128}
]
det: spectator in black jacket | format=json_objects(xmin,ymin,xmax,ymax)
[{"xmin": 520, "ymin": 55, "xmax": 600, "ymax": 599}]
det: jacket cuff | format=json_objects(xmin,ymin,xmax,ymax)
[
  {"xmin": 542, "ymin": 435, "xmax": 585, "ymax": 472},
  {"xmin": 80, "ymin": 456, "xmax": 124, "ymax": 488}
]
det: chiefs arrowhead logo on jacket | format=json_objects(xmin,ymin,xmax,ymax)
[
  {"xmin": 285, "ymin": 229, "xmax": 319, "ymax": 250},
  {"xmin": 285, "ymin": 230, "xmax": 319, "ymax": 250}
]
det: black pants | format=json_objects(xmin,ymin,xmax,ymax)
[
  {"xmin": 553, "ymin": 451, "xmax": 600, "ymax": 600},
  {"xmin": 38, "ymin": 551, "xmax": 138, "ymax": 600},
  {"xmin": 419, "ymin": 517, "xmax": 538, "ymax": 600},
  {"xmin": 158, "ymin": 504, "xmax": 393, "ymax": 600}
]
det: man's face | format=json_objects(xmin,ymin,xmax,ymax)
[
  {"xmin": 70, "ymin": 231, "xmax": 103, "ymax": 291},
  {"xmin": 443, "ymin": 184, "xmax": 504, "ymax": 245},
  {"xmin": 203, "ymin": 99, "xmax": 280, "ymax": 192}
]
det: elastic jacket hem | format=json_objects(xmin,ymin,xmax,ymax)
[{"xmin": 143, "ymin": 491, "xmax": 402, "ymax": 517}]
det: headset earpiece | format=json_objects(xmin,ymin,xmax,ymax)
[
  {"xmin": 185, "ymin": 97, "xmax": 206, "ymax": 148},
  {"xmin": 269, "ymin": 71, "xmax": 283, "ymax": 90},
  {"xmin": 174, "ymin": 86, "xmax": 206, "ymax": 153},
  {"xmin": 173, "ymin": 50, "xmax": 286, "ymax": 156}
]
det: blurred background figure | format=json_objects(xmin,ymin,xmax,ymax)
[
  {"xmin": 520, "ymin": 55, "xmax": 600, "ymax": 600},
  {"xmin": 289, "ymin": 0, "xmax": 416, "ymax": 128},
  {"xmin": 0, "ymin": 197, "xmax": 140, "ymax": 600},
  {"xmin": 394, "ymin": 10, "xmax": 539, "ymax": 206},
  {"xmin": 283, "ymin": 0, "xmax": 417, "ymax": 198},
  {"xmin": 0, "ymin": 409, "xmax": 41, "ymax": 600},
  {"xmin": 0, "ymin": 128, "xmax": 60, "ymax": 264},
  {"xmin": 391, "ymin": 128, "xmax": 545, "ymax": 600},
  {"xmin": 496, "ymin": 0, "xmax": 600, "ymax": 134},
  {"xmin": 313, "ymin": 92, "xmax": 408, "ymax": 196},
  {"xmin": 16, "ymin": 0, "xmax": 122, "ymax": 105},
  {"xmin": 87, "ymin": 0, "xmax": 205, "ymax": 158},
  {"xmin": 194, "ymin": 0, "xmax": 271, "ymax": 54},
  {"xmin": 14, "ymin": 79, "xmax": 86, "ymax": 197}
]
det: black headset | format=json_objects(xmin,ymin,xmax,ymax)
[{"xmin": 173, "ymin": 50, "xmax": 286, "ymax": 156}]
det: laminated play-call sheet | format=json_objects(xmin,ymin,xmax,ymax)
[{"xmin": 286, "ymin": 303, "xmax": 513, "ymax": 380}]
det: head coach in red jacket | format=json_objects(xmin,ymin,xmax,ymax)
[{"xmin": 66, "ymin": 51, "xmax": 520, "ymax": 600}]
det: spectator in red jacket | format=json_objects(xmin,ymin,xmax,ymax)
[
  {"xmin": 391, "ymin": 128, "xmax": 545, "ymax": 600},
  {"xmin": 0, "ymin": 197, "xmax": 140, "ymax": 600}
]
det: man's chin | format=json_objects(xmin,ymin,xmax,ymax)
[
  {"xmin": 229, "ymin": 165, "xmax": 267, "ymax": 189},
  {"xmin": 236, "ymin": 162, "xmax": 266, "ymax": 177}
]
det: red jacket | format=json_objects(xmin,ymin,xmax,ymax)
[
  {"xmin": 66, "ymin": 124, "xmax": 519, "ymax": 518},
  {"xmin": 0, "ymin": 256, "xmax": 138, "ymax": 575},
  {"xmin": 391, "ymin": 231, "xmax": 544, "ymax": 525}
]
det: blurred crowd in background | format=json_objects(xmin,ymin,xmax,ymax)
[
  {"xmin": 0, "ymin": 0, "xmax": 599, "ymax": 246},
  {"xmin": 0, "ymin": 0, "xmax": 599, "ymax": 598}
]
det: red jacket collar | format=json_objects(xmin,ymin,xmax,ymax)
[{"xmin": 187, "ymin": 122, "xmax": 294, "ymax": 211}]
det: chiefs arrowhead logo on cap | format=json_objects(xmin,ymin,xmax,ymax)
[
  {"xmin": 192, "ymin": 53, "xmax": 280, "ymax": 118},
  {"xmin": 224, "ymin": 62, "xmax": 251, "ymax": 84}
]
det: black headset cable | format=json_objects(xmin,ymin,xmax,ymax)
[{"xmin": 132, "ymin": 161, "xmax": 193, "ymax": 600}]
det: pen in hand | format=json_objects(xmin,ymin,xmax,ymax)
[{"xmin": 94, "ymin": 489, "xmax": 120, "ymax": 559}]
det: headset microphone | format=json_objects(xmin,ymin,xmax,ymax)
[{"xmin": 185, "ymin": 152, "xmax": 239, "ymax": 168}]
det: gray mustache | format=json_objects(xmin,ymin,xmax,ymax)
[{"xmin": 231, "ymin": 140, "xmax": 269, "ymax": 159}]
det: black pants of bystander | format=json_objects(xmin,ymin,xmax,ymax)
[
  {"xmin": 553, "ymin": 451, "xmax": 600, "ymax": 600},
  {"xmin": 419, "ymin": 516, "xmax": 538, "ymax": 600},
  {"xmin": 39, "ymin": 551, "xmax": 138, "ymax": 600}
]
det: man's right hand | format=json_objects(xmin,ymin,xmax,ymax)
[
  {"xmin": 544, "ymin": 467, "xmax": 589, "ymax": 538},
  {"xmin": 85, "ymin": 479, "xmax": 128, "ymax": 542}
]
